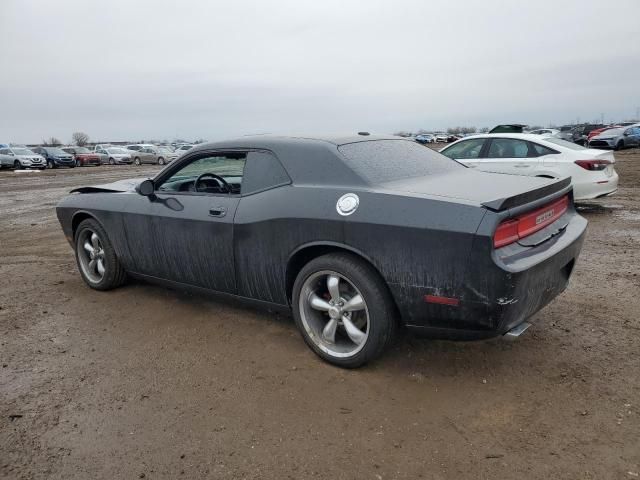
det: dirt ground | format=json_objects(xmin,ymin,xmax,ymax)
[{"xmin": 1, "ymin": 151, "xmax": 639, "ymax": 480}]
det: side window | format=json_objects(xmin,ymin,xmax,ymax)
[
  {"xmin": 530, "ymin": 142, "xmax": 557, "ymax": 156},
  {"xmin": 241, "ymin": 151, "xmax": 291, "ymax": 195},
  {"xmin": 0, "ymin": 149, "xmax": 8, "ymax": 155},
  {"xmin": 487, "ymin": 138, "xmax": 529, "ymax": 158},
  {"xmin": 441, "ymin": 139, "xmax": 486, "ymax": 160},
  {"xmin": 157, "ymin": 153, "xmax": 246, "ymax": 195}
]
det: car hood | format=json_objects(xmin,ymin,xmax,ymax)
[
  {"xmin": 591, "ymin": 133, "xmax": 619, "ymax": 140},
  {"xmin": 70, "ymin": 177, "xmax": 147, "ymax": 194},
  {"xmin": 381, "ymin": 169, "xmax": 571, "ymax": 211}
]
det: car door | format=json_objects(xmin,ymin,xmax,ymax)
[
  {"xmin": 627, "ymin": 127, "xmax": 640, "ymax": 147},
  {"xmin": 480, "ymin": 138, "xmax": 539, "ymax": 175},
  {"xmin": 144, "ymin": 148, "xmax": 158, "ymax": 163},
  {"xmin": 96, "ymin": 148, "xmax": 108, "ymax": 164},
  {"xmin": 0, "ymin": 148, "xmax": 11, "ymax": 167},
  {"xmin": 126, "ymin": 150, "xmax": 245, "ymax": 293},
  {"xmin": 440, "ymin": 138, "xmax": 487, "ymax": 168}
]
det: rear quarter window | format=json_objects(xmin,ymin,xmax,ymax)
[
  {"xmin": 338, "ymin": 140, "xmax": 462, "ymax": 184},
  {"xmin": 241, "ymin": 151, "xmax": 291, "ymax": 195},
  {"xmin": 531, "ymin": 143, "xmax": 558, "ymax": 156}
]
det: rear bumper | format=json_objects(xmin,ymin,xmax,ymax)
[
  {"xmin": 573, "ymin": 170, "xmax": 619, "ymax": 200},
  {"xmin": 79, "ymin": 157, "xmax": 101, "ymax": 165},
  {"xmin": 588, "ymin": 140, "xmax": 615, "ymax": 149},
  {"xmin": 400, "ymin": 210, "xmax": 587, "ymax": 340}
]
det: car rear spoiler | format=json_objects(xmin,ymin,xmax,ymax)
[{"xmin": 481, "ymin": 177, "xmax": 572, "ymax": 212}]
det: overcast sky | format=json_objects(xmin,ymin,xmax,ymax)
[{"xmin": 1, "ymin": 0, "xmax": 639, "ymax": 144}]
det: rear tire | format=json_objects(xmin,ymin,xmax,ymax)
[
  {"xmin": 292, "ymin": 252, "xmax": 396, "ymax": 368},
  {"xmin": 134, "ymin": 157, "xmax": 141, "ymax": 165},
  {"xmin": 158, "ymin": 157, "xmax": 165, "ymax": 165},
  {"xmin": 76, "ymin": 159, "xmax": 81, "ymax": 167},
  {"xmin": 74, "ymin": 219, "xmax": 127, "ymax": 291}
]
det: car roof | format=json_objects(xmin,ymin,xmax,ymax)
[
  {"xmin": 187, "ymin": 134, "xmax": 408, "ymax": 187},
  {"xmin": 193, "ymin": 133, "xmax": 400, "ymax": 150},
  {"xmin": 449, "ymin": 133, "xmax": 550, "ymax": 142}
]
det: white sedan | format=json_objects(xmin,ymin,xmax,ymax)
[{"xmin": 440, "ymin": 133, "xmax": 618, "ymax": 201}]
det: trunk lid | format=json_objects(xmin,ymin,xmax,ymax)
[{"xmin": 382, "ymin": 169, "xmax": 571, "ymax": 212}]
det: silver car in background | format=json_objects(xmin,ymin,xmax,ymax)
[
  {"xmin": 588, "ymin": 126, "xmax": 640, "ymax": 150},
  {"xmin": 174, "ymin": 144, "xmax": 194, "ymax": 157},
  {"xmin": 0, "ymin": 146, "xmax": 46, "ymax": 169},
  {"xmin": 97, "ymin": 147, "xmax": 133, "ymax": 165}
]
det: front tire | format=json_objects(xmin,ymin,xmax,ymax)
[
  {"xmin": 74, "ymin": 219, "xmax": 127, "ymax": 291},
  {"xmin": 109, "ymin": 157, "xmax": 115, "ymax": 165},
  {"xmin": 292, "ymin": 252, "xmax": 396, "ymax": 368},
  {"xmin": 13, "ymin": 160, "xmax": 21, "ymax": 170},
  {"xmin": 615, "ymin": 140, "xmax": 624, "ymax": 151}
]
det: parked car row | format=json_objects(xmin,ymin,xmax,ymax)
[
  {"xmin": 415, "ymin": 133, "xmax": 464, "ymax": 144},
  {"xmin": 0, "ymin": 143, "xmax": 195, "ymax": 170}
]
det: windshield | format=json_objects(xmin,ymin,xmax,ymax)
[
  {"xmin": 338, "ymin": 140, "xmax": 463, "ymax": 184},
  {"xmin": 542, "ymin": 137, "xmax": 588, "ymax": 150},
  {"xmin": 107, "ymin": 148, "xmax": 129, "ymax": 154},
  {"xmin": 13, "ymin": 148, "xmax": 35, "ymax": 155}
]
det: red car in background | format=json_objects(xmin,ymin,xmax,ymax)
[
  {"xmin": 62, "ymin": 147, "xmax": 102, "ymax": 166},
  {"xmin": 587, "ymin": 125, "xmax": 622, "ymax": 142}
]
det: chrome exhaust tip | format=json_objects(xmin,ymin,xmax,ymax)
[{"xmin": 504, "ymin": 322, "xmax": 531, "ymax": 340}]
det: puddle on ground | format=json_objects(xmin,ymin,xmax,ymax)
[
  {"xmin": 576, "ymin": 203, "xmax": 617, "ymax": 214},
  {"xmin": 614, "ymin": 210, "xmax": 640, "ymax": 222},
  {"xmin": 609, "ymin": 229, "xmax": 640, "ymax": 240}
]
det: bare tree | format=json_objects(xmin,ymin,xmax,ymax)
[
  {"xmin": 479, "ymin": 127, "xmax": 490, "ymax": 133},
  {"xmin": 42, "ymin": 137, "xmax": 62, "ymax": 146},
  {"xmin": 72, "ymin": 132, "xmax": 90, "ymax": 146}
]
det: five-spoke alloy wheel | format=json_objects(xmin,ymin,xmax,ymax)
[
  {"xmin": 78, "ymin": 229, "xmax": 106, "ymax": 283},
  {"xmin": 74, "ymin": 218, "xmax": 127, "ymax": 290},
  {"xmin": 292, "ymin": 253, "xmax": 396, "ymax": 368}
]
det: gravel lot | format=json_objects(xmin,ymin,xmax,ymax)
[{"xmin": 1, "ymin": 151, "xmax": 639, "ymax": 479}]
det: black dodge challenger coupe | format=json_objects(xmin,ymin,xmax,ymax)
[{"xmin": 56, "ymin": 134, "xmax": 587, "ymax": 367}]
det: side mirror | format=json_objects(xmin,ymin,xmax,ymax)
[{"xmin": 137, "ymin": 179, "xmax": 155, "ymax": 196}]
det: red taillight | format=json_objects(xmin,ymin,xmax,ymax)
[
  {"xmin": 575, "ymin": 159, "xmax": 611, "ymax": 171},
  {"xmin": 493, "ymin": 195, "xmax": 569, "ymax": 249},
  {"xmin": 494, "ymin": 219, "xmax": 520, "ymax": 248}
]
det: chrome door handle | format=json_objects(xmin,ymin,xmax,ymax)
[{"xmin": 209, "ymin": 206, "xmax": 227, "ymax": 217}]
